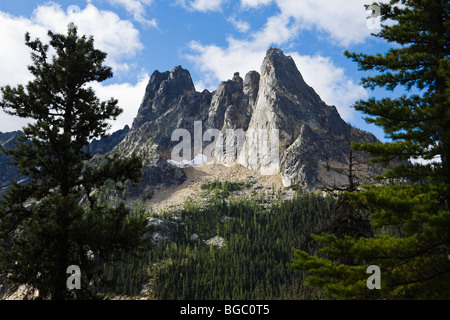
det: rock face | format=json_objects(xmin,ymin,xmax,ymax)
[
  {"xmin": 145, "ymin": 217, "xmax": 182, "ymax": 245},
  {"xmin": 0, "ymin": 48, "xmax": 380, "ymax": 194},
  {"xmin": 88, "ymin": 125, "xmax": 130, "ymax": 155},
  {"xmin": 110, "ymin": 47, "xmax": 380, "ymax": 192},
  {"xmin": 244, "ymin": 48, "xmax": 378, "ymax": 189}
]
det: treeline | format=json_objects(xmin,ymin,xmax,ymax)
[{"xmin": 99, "ymin": 189, "xmax": 336, "ymax": 300}]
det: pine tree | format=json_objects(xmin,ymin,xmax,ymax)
[
  {"xmin": 291, "ymin": 0, "xmax": 450, "ymax": 299},
  {"xmin": 319, "ymin": 149, "xmax": 373, "ymax": 241},
  {"xmin": 0, "ymin": 25, "xmax": 148, "ymax": 300}
]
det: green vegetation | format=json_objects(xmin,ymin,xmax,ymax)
[
  {"xmin": 200, "ymin": 179, "xmax": 249, "ymax": 198},
  {"xmin": 99, "ymin": 190, "xmax": 335, "ymax": 300},
  {"xmin": 2, "ymin": 0, "xmax": 448, "ymax": 301},
  {"xmin": 0, "ymin": 25, "xmax": 147, "ymax": 300},
  {"xmin": 200, "ymin": 179, "xmax": 244, "ymax": 191},
  {"xmin": 290, "ymin": 0, "xmax": 450, "ymax": 299}
]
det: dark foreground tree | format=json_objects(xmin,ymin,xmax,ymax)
[
  {"xmin": 291, "ymin": 0, "xmax": 449, "ymax": 299},
  {"xmin": 0, "ymin": 25, "xmax": 148, "ymax": 300}
]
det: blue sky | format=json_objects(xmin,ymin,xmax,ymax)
[{"xmin": 0, "ymin": 0, "xmax": 396, "ymax": 140}]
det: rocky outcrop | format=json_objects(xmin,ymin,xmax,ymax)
[
  {"xmin": 0, "ymin": 48, "xmax": 381, "ymax": 194},
  {"xmin": 239, "ymin": 48, "xmax": 378, "ymax": 189},
  {"xmin": 0, "ymin": 48, "xmax": 382, "ymax": 196},
  {"xmin": 145, "ymin": 217, "xmax": 182, "ymax": 245},
  {"xmin": 88, "ymin": 125, "xmax": 130, "ymax": 155},
  {"xmin": 113, "ymin": 47, "xmax": 379, "ymax": 192}
]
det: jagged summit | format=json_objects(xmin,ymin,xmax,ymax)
[
  {"xmin": 112, "ymin": 47, "xmax": 379, "ymax": 192},
  {"xmin": 0, "ymin": 48, "xmax": 383, "ymax": 208},
  {"xmin": 262, "ymin": 48, "xmax": 308, "ymax": 90},
  {"xmin": 133, "ymin": 65, "xmax": 196, "ymax": 128},
  {"xmin": 262, "ymin": 48, "xmax": 324, "ymax": 108}
]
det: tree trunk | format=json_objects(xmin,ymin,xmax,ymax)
[{"xmin": 52, "ymin": 240, "xmax": 68, "ymax": 300}]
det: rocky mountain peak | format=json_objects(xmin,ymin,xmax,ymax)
[
  {"xmin": 232, "ymin": 72, "xmax": 243, "ymax": 85},
  {"xmin": 133, "ymin": 65, "xmax": 196, "ymax": 128},
  {"xmin": 260, "ymin": 47, "xmax": 324, "ymax": 114},
  {"xmin": 261, "ymin": 48, "xmax": 296, "ymax": 76},
  {"xmin": 167, "ymin": 65, "xmax": 196, "ymax": 94},
  {"xmin": 261, "ymin": 48, "xmax": 306, "ymax": 90},
  {"xmin": 112, "ymin": 47, "xmax": 380, "ymax": 192},
  {"xmin": 0, "ymin": 47, "xmax": 384, "ymax": 209}
]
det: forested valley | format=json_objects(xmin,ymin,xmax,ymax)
[{"xmin": 98, "ymin": 184, "xmax": 335, "ymax": 300}]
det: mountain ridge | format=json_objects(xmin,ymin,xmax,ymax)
[
  {"xmin": 0, "ymin": 48, "xmax": 382, "ymax": 202},
  {"xmin": 113, "ymin": 47, "xmax": 380, "ymax": 195}
]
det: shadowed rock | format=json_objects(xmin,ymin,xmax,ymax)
[{"xmin": 103, "ymin": 48, "xmax": 381, "ymax": 192}]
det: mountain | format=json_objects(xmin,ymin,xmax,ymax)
[
  {"xmin": 0, "ymin": 126, "xmax": 131, "ymax": 193},
  {"xmin": 0, "ymin": 48, "xmax": 381, "ymax": 198},
  {"xmin": 0, "ymin": 48, "xmax": 385, "ymax": 300},
  {"xmin": 113, "ymin": 47, "xmax": 380, "ymax": 194},
  {"xmin": 0, "ymin": 131, "xmax": 26, "ymax": 190},
  {"xmin": 88, "ymin": 125, "xmax": 130, "ymax": 155}
]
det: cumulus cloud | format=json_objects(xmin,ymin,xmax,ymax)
[
  {"xmin": 227, "ymin": 16, "xmax": 250, "ymax": 33},
  {"xmin": 187, "ymin": 41, "xmax": 366, "ymax": 122},
  {"xmin": 239, "ymin": 0, "xmax": 385, "ymax": 47},
  {"xmin": 0, "ymin": 2, "xmax": 146, "ymax": 133},
  {"xmin": 0, "ymin": 12, "xmax": 47, "ymax": 87},
  {"xmin": 184, "ymin": 0, "xmax": 372, "ymax": 122},
  {"xmin": 185, "ymin": 9, "xmax": 299, "ymax": 86},
  {"xmin": 89, "ymin": 72, "xmax": 150, "ymax": 133},
  {"xmin": 185, "ymin": 10, "xmax": 297, "ymax": 89},
  {"xmin": 186, "ymin": 40, "xmax": 259, "ymax": 87},
  {"xmin": 31, "ymin": 3, "xmax": 143, "ymax": 72},
  {"xmin": 275, "ymin": 0, "xmax": 379, "ymax": 47},
  {"xmin": 102, "ymin": 0, "xmax": 158, "ymax": 27}
]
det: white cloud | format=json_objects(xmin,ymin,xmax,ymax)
[
  {"xmin": 275, "ymin": 0, "xmax": 387, "ymax": 47},
  {"xmin": 0, "ymin": 11, "xmax": 48, "ymax": 132},
  {"xmin": 0, "ymin": 3, "xmax": 146, "ymax": 133},
  {"xmin": 103, "ymin": 0, "xmax": 158, "ymax": 27},
  {"xmin": 241, "ymin": 0, "xmax": 272, "ymax": 9},
  {"xmin": 185, "ymin": 9, "xmax": 300, "ymax": 90},
  {"xmin": 89, "ymin": 72, "xmax": 150, "ymax": 133},
  {"xmin": 251, "ymin": 13, "xmax": 300, "ymax": 48},
  {"xmin": 186, "ymin": 40, "xmax": 265, "ymax": 90},
  {"xmin": 187, "ymin": 40, "xmax": 366, "ymax": 122},
  {"xmin": 175, "ymin": 0, "xmax": 226, "ymax": 12},
  {"xmin": 31, "ymin": 3, "xmax": 143, "ymax": 72},
  {"xmin": 0, "ymin": 12, "xmax": 47, "ymax": 87},
  {"xmin": 227, "ymin": 16, "xmax": 250, "ymax": 33},
  {"xmin": 185, "ymin": 1, "xmax": 370, "ymax": 122},
  {"xmin": 288, "ymin": 53, "xmax": 368, "ymax": 121},
  {"xmin": 241, "ymin": 0, "xmax": 383, "ymax": 47}
]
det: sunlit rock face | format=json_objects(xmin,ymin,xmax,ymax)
[{"xmin": 106, "ymin": 48, "xmax": 380, "ymax": 191}]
